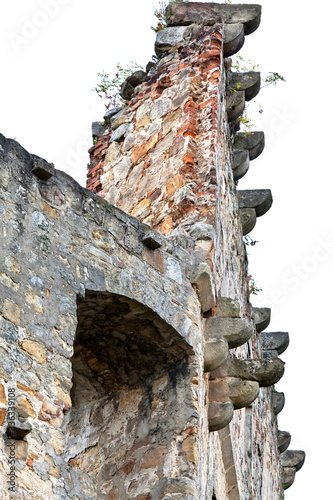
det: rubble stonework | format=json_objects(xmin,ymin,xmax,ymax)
[{"xmin": 0, "ymin": 2, "xmax": 304, "ymax": 499}]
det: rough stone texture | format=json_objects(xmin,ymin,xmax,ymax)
[{"xmin": 0, "ymin": 3, "xmax": 304, "ymax": 498}]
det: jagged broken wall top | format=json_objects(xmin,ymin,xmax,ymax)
[{"xmin": 0, "ymin": 2, "xmax": 305, "ymax": 499}]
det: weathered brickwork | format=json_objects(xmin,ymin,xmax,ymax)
[{"xmin": 0, "ymin": 2, "xmax": 305, "ymax": 499}]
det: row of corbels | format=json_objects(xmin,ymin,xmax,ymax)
[
  {"xmin": 117, "ymin": 3, "xmax": 262, "ymax": 103},
  {"xmin": 253, "ymin": 309, "xmax": 306, "ymax": 490}
]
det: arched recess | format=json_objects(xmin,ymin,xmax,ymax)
[{"xmin": 63, "ymin": 290, "xmax": 197, "ymax": 500}]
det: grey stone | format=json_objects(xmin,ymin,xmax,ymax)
[
  {"xmin": 253, "ymin": 307, "xmax": 271, "ymax": 333},
  {"xmin": 208, "ymin": 401, "xmax": 234, "ymax": 432},
  {"xmin": 215, "ymin": 297, "xmax": 241, "ymax": 318},
  {"xmin": 189, "ymin": 222, "xmax": 215, "ymax": 241},
  {"xmin": 212, "ymin": 358, "xmax": 285, "ymax": 387},
  {"xmin": 120, "ymin": 71, "xmax": 146, "ymax": 101},
  {"xmin": 103, "ymin": 106, "xmax": 123, "ymax": 123},
  {"xmin": 191, "ymin": 262, "xmax": 215, "ymax": 313},
  {"xmin": 238, "ymin": 189, "xmax": 273, "ymax": 217},
  {"xmin": 229, "ymin": 72, "xmax": 261, "ymax": 101},
  {"xmin": 120, "ymin": 79, "xmax": 135, "ymax": 101},
  {"xmin": 141, "ymin": 230, "xmax": 163, "ymax": 250},
  {"xmin": 31, "ymin": 154, "xmax": 55, "ymax": 181},
  {"xmin": 204, "ymin": 338, "xmax": 229, "ymax": 373},
  {"xmin": 277, "ymin": 431, "xmax": 291, "ymax": 454},
  {"xmin": 226, "ymin": 90, "xmax": 245, "ymax": 122},
  {"xmin": 6, "ymin": 420, "xmax": 32, "ymax": 440},
  {"xmin": 240, "ymin": 208, "xmax": 256, "ymax": 235},
  {"xmin": 233, "ymin": 131, "xmax": 265, "ymax": 160},
  {"xmin": 0, "ymin": 316, "xmax": 18, "ymax": 342},
  {"xmin": 166, "ymin": 3, "xmax": 262, "ymax": 35},
  {"xmin": 209, "ymin": 377, "xmax": 259, "ymax": 410},
  {"xmin": 260, "ymin": 332, "xmax": 289, "ymax": 355},
  {"xmin": 224, "ymin": 23, "xmax": 244, "ymax": 57},
  {"xmin": 110, "ymin": 123, "xmax": 132, "ymax": 143},
  {"xmin": 205, "ymin": 316, "xmax": 252, "ymax": 349},
  {"xmin": 155, "ymin": 26, "xmax": 188, "ymax": 56},
  {"xmin": 0, "ymin": 347, "xmax": 15, "ymax": 381},
  {"xmin": 281, "ymin": 466, "xmax": 296, "ymax": 490},
  {"xmin": 232, "ymin": 149, "xmax": 250, "ymax": 181},
  {"xmin": 280, "ymin": 450, "xmax": 306, "ymax": 471},
  {"xmin": 91, "ymin": 122, "xmax": 106, "ymax": 139},
  {"xmin": 272, "ymin": 391, "xmax": 285, "ymax": 415}
]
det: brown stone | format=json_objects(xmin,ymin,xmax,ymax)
[
  {"xmin": 39, "ymin": 200, "xmax": 59, "ymax": 218},
  {"xmin": 21, "ymin": 339, "xmax": 47, "ymax": 363},
  {"xmin": 166, "ymin": 174, "xmax": 185, "ymax": 197},
  {"xmin": 140, "ymin": 445, "xmax": 168, "ymax": 469},
  {"xmin": 25, "ymin": 290, "xmax": 44, "ymax": 314},
  {"xmin": 182, "ymin": 436, "xmax": 198, "ymax": 463},
  {"xmin": 5, "ymin": 439, "xmax": 28, "ymax": 461},
  {"xmin": 159, "ymin": 215, "xmax": 173, "ymax": 234},
  {"xmin": 0, "ymin": 383, "xmax": 6, "ymax": 404},
  {"xmin": 142, "ymin": 249, "xmax": 164, "ymax": 273},
  {"xmin": 131, "ymin": 198, "xmax": 151, "ymax": 218},
  {"xmin": 16, "ymin": 396, "xmax": 36, "ymax": 419},
  {"xmin": 107, "ymin": 489, "xmax": 119, "ymax": 500},
  {"xmin": 131, "ymin": 132, "xmax": 158, "ymax": 165},
  {"xmin": 38, "ymin": 400, "xmax": 63, "ymax": 427},
  {"xmin": 0, "ymin": 408, "xmax": 6, "ymax": 426},
  {"xmin": 17, "ymin": 382, "xmax": 34, "ymax": 396},
  {"xmin": 119, "ymin": 460, "xmax": 135, "ymax": 475},
  {"xmin": 3, "ymin": 298, "xmax": 21, "ymax": 325}
]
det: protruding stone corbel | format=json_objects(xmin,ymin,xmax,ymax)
[
  {"xmin": 232, "ymin": 149, "xmax": 249, "ymax": 181},
  {"xmin": 228, "ymin": 72, "xmax": 261, "ymax": 101},
  {"xmin": 204, "ymin": 297, "xmax": 253, "ymax": 372},
  {"xmin": 226, "ymin": 90, "xmax": 245, "ymax": 122},
  {"xmin": 224, "ymin": 23, "xmax": 244, "ymax": 57},
  {"xmin": 272, "ymin": 390, "xmax": 285, "ymax": 415},
  {"xmin": 165, "ymin": 3, "xmax": 261, "ymax": 35},
  {"xmin": 280, "ymin": 450, "xmax": 306, "ymax": 490},
  {"xmin": 237, "ymin": 189, "xmax": 273, "ymax": 217},
  {"xmin": 208, "ymin": 377, "xmax": 259, "ymax": 431},
  {"xmin": 261, "ymin": 331, "xmax": 289, "ymax": 359},
  {"xmin": 204, "ymin": 316, "xmax": 253, "ymax": 371},
  {"xmin": 141, "ymin": 230, "xmax": 163, "ymax": 250},
  {"xmin": 191, "ymin": 262, "xmax": 215, "ymax": 313},
  {"xmin": 212, "ymin": 358, "xmax": 285, "ymax": 387},
  {"xmin": 233, "ymin": 131, "xmax": 265, "ymax": 160},
  {"xmin": 31, "ymin": 155, "xmax": 55, "ymax": 181},
  {"xmin": 277, "ymin": 431, "xmax": 291, "ymax": 453},
  {"xmin": 253, "ymin": 307, "xmax": 271, "ymax": 333},
  {"xmin": 240, "ymin": 207, "xmax": 256, "ymax": 235},
  {"xmin": 120, "ymin": 70, "xmax": 147, "ymax": 101}
]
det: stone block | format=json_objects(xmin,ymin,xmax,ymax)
[
  {"xmin": 21, "ymin": 339, "xmax": 47, "ymax": 363},
  {"xmin": 237, "ymin": 189, "xmax": 273, "ymax": 217},
  {"xmin": 141, "ymin": 231, "xmax": 163, "ymax": 250},
  {"xmin": 228, "ymin": 71, "xmax": 261, "ymax": 101},
  {"xmin": 277, "ymin": 431, "xmax": 291, "ymax": 453},
  {"xmin": 191, "ymin": 262, "xmax": 215, "ymax": 312},
  {"xmin": 31, "ymin": 154, "xmax": 55, "ymax": 180},
  {"xmin": 240, "ymin": 208, "xmax": 256, "ymax": 235},
  {"xmin": 233, "ymin": 131, "xmax": 265, "ymax": 160},
  {"xmin": 280, "ymin": 450, "xmax": 306, "ymax": 471},
  {"xmin": 208, "ymin": 401, "xmax": 234, "ymax": 432},
  {"xmin": 215, "ymin": 297, "xmax": 241, "ymax": 318},
  {"xmin": 253, "ymin": 307, "xmax": 271, "ymax": 333},
  {"xmin": 272, "ymin": 391, "xmax": 285, "ymax": 415},
  {"xmin": 232, "ymin": 149, "xmax": 250, "ymax": 180},
  {"xmin": 224, "ymin": 23, "xmax": 244, "ymax": 57},
  {"xmin": 110, "ymin": 123, "xmax": 132, "ymax": 143},
  {"xmin": 204, "ymin": 339, "xmax": 229, "ymax": 373},
  {"xmin": 260, "ymin": 331, "xmax": 289, "ymax": 355},
  {"xmin": 155, "ymin": 26, "xmax": 188, "ymax": 55},
  {"xmin": 281, "ymin": 466, "xmax": 296, "ymax": 490},
  {"xmin": 166, "ymin": 3, "xmax": 261, "ymax": 35},
  {"xmin": 209, "ymin": 377, "xmax": 259, "ymax": 410},
  {"xmin": 226, "ymin": 90, "xmax": 245, "ymax": 122},
  {"xmin": 205, "ymin": 316, "xmax": 252, "ymax": 349},
  {"xmin": 212, "ymin": 358, "xmax": 285, "ymax": 387}
]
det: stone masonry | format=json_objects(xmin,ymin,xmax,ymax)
[{"xmin": 0, "ymin": 2, "xmax": 305, "ymax": 499}]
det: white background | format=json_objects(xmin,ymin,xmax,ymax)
[{"xmin": 1, "ymin": 1, "xmax": 331, "ymax": 498}]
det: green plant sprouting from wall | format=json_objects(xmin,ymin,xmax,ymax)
[
  {"xmin": 232, "ymin": 55, "xmax": 285, "ymax": 133},
  {"xmin": 248, "ymin": 276, "xmax": 262, "ymax": 295},
  {"xmin": 93, "ymin": 61, "xmax": 143, "ymax": 109}
]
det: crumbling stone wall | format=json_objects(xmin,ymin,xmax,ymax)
[{"xmin": 0, "ymin": 2, "xmax": 305, "ymax": 499}]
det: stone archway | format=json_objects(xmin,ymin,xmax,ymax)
[{"xmin": 63, "ymin": 291, "xmax": 196, "ymax": 500}]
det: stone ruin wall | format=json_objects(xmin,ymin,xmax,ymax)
[{"xmin": 0, "ymin": 2, "xmax": 305, "ymax": 499}]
